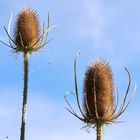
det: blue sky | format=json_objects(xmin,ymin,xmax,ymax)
[{"xmin": 0, "ymin": 0, "xmax": 140, "ymax": 140}]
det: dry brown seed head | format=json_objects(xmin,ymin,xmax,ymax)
[
  {"xmin": 14, "ymin": 8, "xmax": 39, "ymax": 48},
  {"xmin": 83, "ymin": 59, "xmax": 114, "ymax": 120}
]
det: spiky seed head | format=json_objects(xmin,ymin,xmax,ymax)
[
  {"xmin": 14, "ymin": 8, "xmax": 39, "ymax": 48},
  {"xmin": 83, "ymin": 59, "xmax": 114, "ymax": 121}
]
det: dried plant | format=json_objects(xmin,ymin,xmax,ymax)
[
  {"xmin": 65, "ymin": 52, "xmax": 136, "ymax": 140},
  {"xmin": 15, "ymin": 8, "xmax": 40, "ymax": 50},
  {"xmin": 83, "ymin": 59, "xmax": 114, "ymax": 121},
  {"xmin": 0, "ymin": 8, "xmax": 55, "ymax": 140}
]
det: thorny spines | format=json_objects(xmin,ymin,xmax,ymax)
[
  {"xmin": 65, "ymin": 52, "xmax": 136, "ymax": 129},
  {"xmin": 83, "ymin": 59, "xmax": 114, "ymax": 121},
  {"xmin": 0, "ymin": 8, "xmax": 55, "ymax": 54},
  {"xmin": 14, "ymin": 8, "xmax": 40, "ymax": 49}
]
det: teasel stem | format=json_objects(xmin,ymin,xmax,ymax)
[
  {"xmin": 0, "ymin": 8, "xmax": 55, "ymax": 140},
  {"xmin": 96, "ymin": 122, "xmax": 103, "ymax": 140},
  {"xmin": 20, "ymin": 52, "xmax": 29, "ymax": 140}
]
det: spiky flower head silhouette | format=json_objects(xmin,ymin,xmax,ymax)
[
  {"xmin": 84, "ymin": 59, "xmax": 114, "ymax": 122},
  {"xmin": 15, "ymin": 8, "xmax": 39, "ymax": 50},
  {"xmin": 1, "ymin": 7, "xmax": 55, "ymax": 54},
  {"xmin": 65, "ymin": 52, "xmax": 136, "ymax": 140}
]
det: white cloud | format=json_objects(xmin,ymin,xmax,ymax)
[{"xmin": 66, "ymin": 0, "xmax": 140, "ymax": 80}]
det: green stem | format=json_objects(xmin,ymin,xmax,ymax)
[
  {"xmin": 96, "ymin": 122, "xmax": 103, "ymax": 140},
  {"xmin": 20, "ymin": 52, "xmax": 29, "ymax": 140}
]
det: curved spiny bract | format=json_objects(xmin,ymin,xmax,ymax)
[
  {"xmin": 83, "ymin": 59, "xmax": 114, "ymax": 123},
  {"xmin": 65, "ymin": 53, "xmax": 136, "ymax": 137},
  {"xmin": 14, "ymin": 8, "xmax": 39, "ymax": 51},
  {"xmin": 1, "ymin": 7, "xmax": 51, "ymax": 54}
]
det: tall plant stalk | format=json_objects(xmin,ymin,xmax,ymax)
[
  {"xmin": 20, "ymin": 52, "xmax": 29, "ymax": 140},
  {"xmin": 96, "ymin": 122, "xmax": 103, "ymax": 140},
  {"xmin": 0, "ymin": 8, "xmax": 54, "ymax": 140}
]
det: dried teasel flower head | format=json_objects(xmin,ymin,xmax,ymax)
[
  {"xmin": 83, "ymin": 59, "xmax": 114, "ymax": 121},
  {"xmin": 65, "ymin": 52, "xmax": 136, "ymax": 131},
  {"xmin": 15, "ymin": 8, "xmax": 39, "ymax": 49},
  {"xmin": 0, "ymin": 7, "xmax": 53, "ymax": 54}
]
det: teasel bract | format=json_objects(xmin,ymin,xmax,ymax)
[
  {"xmin": 65, "ymin": 52, "xmax": 136, "ymax": 140},
  {"xmin": 0, "ymin": 8, "xmax": 55, "ymax": 140}
]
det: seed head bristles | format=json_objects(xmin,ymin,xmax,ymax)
[
  {"xmin": 15, "ymin": 8, "xmax": 39, "ymax": 49},
  {"xmin": 0, "ymin": 8, "xmax": 54, "ymax": 54},
  {"xmin": 83, "ymin": 59, "xmax": 114, "ymax": 121},
  {"xmin": 65, "ymin": 52, "xmax": 136, "ymax": 129}
]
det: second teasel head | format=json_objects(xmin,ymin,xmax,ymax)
[
  {"xmin": 15, "ymin": 8, "xmax": 39, "ymax": 49},
  {"xmin": 65, "ymin": 53, "xmax": 136, "ymax": 130},
  {"xmin": 83, "ymin": 59, "xmax": 114, "ymax": 122}
]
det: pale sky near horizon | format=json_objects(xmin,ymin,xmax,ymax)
[{"xmin": 0, "ymin": 0, "xmax": 140, "ymax": 140}]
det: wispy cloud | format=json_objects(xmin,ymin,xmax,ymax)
[{"xmin": 66, "ymin": 0, "xmax": 140, "ymax": 79}]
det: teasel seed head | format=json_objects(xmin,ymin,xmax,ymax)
[
  {"xmin": 83, "ymin": 59, "xmax": 114, "ymax": 121},
  {"xmin": 65, "ymin": 53, "xmax": 136, "ymax": 134},
  {"xmin": 14, "ymin": 8, "xmax": 39, "ymax": 49},
  {"xmin": 1, "ymin": 7, "xmax": 53, "ymax": 54}
]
